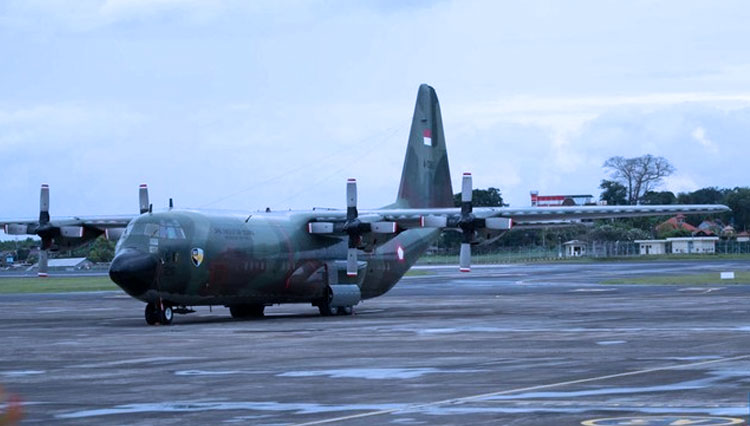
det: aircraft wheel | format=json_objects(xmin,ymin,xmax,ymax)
[
  {"xmin": 337, "ymin": 306, "xmax": 353, "ymax": 316},
  {"xmin": 161, "ymin": 305, "xmax": 173, "ymax": 325},
  {"xmin": 145, "ymin": 303, "xmax": 159, "ymax": 325},
  {"xmin": 318, "ymin": 303, "xmax": 338, "ymax": 317}
]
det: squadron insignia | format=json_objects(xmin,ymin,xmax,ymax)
[{"xmin": 191, "ymin": 248, "xmax": 204, "ymax": 267}]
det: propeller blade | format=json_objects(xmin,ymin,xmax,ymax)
[
  {"xmin": 459, "ymin": 243, "xmax": 471, "ymax": 273},
  {"xmin": 308, "ymin": 222, "xmax": 335, "ymax": 234},
  {"xmin": 421, "ymin": 215, "xmax": 447, "ymax": 228},
  {"xmin": 38, "ymin": 250, "xmax": 49, "ymax": 278},
  {"xmin": 346, "ymin": 248, "xmax": 358, "ymax": 277},
  {"xmin": 39, "ymin": 184, "xmax": 50, "ymax": 225},
  {"xmin": 139, "ymin": 184, "xmax": 149, "ymax": 214},
  {"xmin": 346, "ymin": 178, "xmax": 357, "ymax": 220},
  {"xmin": 371, "ymin": 222, "xmax": 397, "ymax": 234},
  {"xmin": 3, "ymin": 224, "xmax": 29, "ymax": 235},
  {"xmin": 461, "ymin": 173, "xmax": 472, "ymax": 204},
  {"xmin": 60, "ymin": 226, "xmax": 84, "ymax": 238}
]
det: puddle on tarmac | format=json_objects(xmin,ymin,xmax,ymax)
[
  {"xmin": 277, "ymin": 368, "xmax": 479, "ymax": 380},
  {"xmin": 0, "ymin": 370, "xmax": 45, "ymax": 377},
  {"xmin": 56, "ymin": 401, "xmax": 406, "ymax": 419}
]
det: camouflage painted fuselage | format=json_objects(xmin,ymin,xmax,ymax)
[{"xmin": 114, "ymin": 210, "xmax": 438, "ymax": 306}]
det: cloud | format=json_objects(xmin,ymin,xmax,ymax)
[{"xmin": 691, "ymin": 126, "xmax": 719, "ymax": 154}]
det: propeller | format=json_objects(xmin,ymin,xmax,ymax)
[
  {"xmin": 139, "ymin": 184, "xmax": 149, "ymax": 214},
  {"xmin": 343, "ymin": 179, "xmax": 367, "ymax": 277},
  {"xmin": 423, "ymin": 172, "xmax": 512, "ymax": 273},
  {"xmin": 457, "ymin": 173, "xmax": 474, "ymax": 272},
  {"xmin": 36, "ymin": 184, "xmax": 52, "ymax": 277},
  {"xmin": 38, "ymin": 249, "xmax": 48, "ymax": 278},
  {"xmin": 307, "ymin": 179, "xmax": 398, "ymax": 277}
]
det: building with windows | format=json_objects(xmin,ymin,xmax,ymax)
[
  {"xmin": 563, "ymin": 240, "xmax": 587, "ymax": 257},
  {"xmin": 530, "ymin": 191, "xmax": 594, "ymax": 207},
  {"xmin": 666, "ymin": 237, "xmax": 719, "ymax": 254},
  {"xmin": 634, "ymin": 240, "xmax": 667, "ymax": 255}
]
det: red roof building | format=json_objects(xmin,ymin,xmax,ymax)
[{"xmin": 656, "ymin": 214, "xmax": 699, "ymax": 235}]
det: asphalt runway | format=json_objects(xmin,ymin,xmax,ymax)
[{"xmin": 1, "ymin": 260, "xmax": 750, "ymax": 425}]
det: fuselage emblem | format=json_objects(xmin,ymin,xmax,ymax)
[
  {"xmin": 396, "ymin": 245, "xmax": 405, "ymax": 262},
  {"xmin": 191, "ymin": 248, "xmax": 204, "ymax": 267}
]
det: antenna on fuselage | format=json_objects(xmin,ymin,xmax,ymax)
[{"xmin": 169, "ymin": 198, "xmax": 173, "ymax": 210}]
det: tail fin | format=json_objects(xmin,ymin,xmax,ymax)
[{"xmin": 392, "ymin": 84, "xmax": 454, "ymax": 208}]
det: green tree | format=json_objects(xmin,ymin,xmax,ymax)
[
  {"xmin": 452, "ymin": 187, "xmax": 505, "ymax": 207},
  {"xmin": 724, "ymin": 187, "xmax": 750, "ymax": 231},
  {"xmin": 586, "ymin": 223, "xmax": 650, "ymax": 241},
  {"xmin": 677, "ymin": 187, "xmax": 727, "ymax": 204},
  {"xmin": 599, "ymin": 180, "xmax": 627, "ymax": 205},
  {"xmin": 657, "ymin": 228, "xmax": 693, "ymax": 239},
  {"xmin": 603, "ymin": 154, "xmax": 675, "ymax": 204},
  {"xmin": 86, "ymin": 236, "xmax": 116, "ymax": 263},
  {"xmin": 641, "ymin": 191, "xmax": 676, "ymax": 205}
]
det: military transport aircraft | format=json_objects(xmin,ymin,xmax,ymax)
[{"xmin": 1, "ymin": 84, "xmax": 729, "ymax": 325}]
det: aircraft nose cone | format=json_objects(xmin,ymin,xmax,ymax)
[{"xmin": 109, "ymin": 249, "xmax": 158, "ymax": 297}]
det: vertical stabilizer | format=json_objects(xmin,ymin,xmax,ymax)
[{"xmin": 392, "ymin": 84, "xmax": 454, "ymax": 208}]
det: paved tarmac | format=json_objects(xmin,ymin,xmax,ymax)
[{"xmin": 1, "ymin": 260, "xmax": 749, "ymax": 425}]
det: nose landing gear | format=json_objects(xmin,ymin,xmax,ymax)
[{"xmin": 145, "ymin": 302, "xmax": 173, "ymax": 325}]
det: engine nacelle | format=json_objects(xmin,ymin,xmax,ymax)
[
  {"xmin": 3, "ymin": 224, "xmax": 29, "ymax": 235},
  {"xmin": 105, "ymin": 228, "xmax": 125, "ymax": 241},
  {"xmin": 327, "ymin": 285, "xmax": 361, "ymax": 308}
]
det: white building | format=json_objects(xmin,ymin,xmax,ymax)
[
  {"xmin": 666, "ymin": 237, "xmax": 719, "ymax": 254},
  {"xmin": 563, "ymin": 240, "xmax": 587, "ymax": 257},
  {"xmin": 634, "ymin": 240, "xmax": 667, "ymax": 255},
  {"xmin": 34, "ymin": 257, "xmax": 94, "ymax": 271}
]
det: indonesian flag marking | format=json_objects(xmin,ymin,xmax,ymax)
[
  {"xmin": 396, "ymin": 245, "xmax": 405, "ymax": 262},
  {"xmin": 423, "ymin": 129, "xmax": 432, "ymax": 146}
]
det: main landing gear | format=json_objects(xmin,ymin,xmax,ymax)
[
  {"xmin": 145, "ymin": 302, "xmax": 173, "ymax": 325},
  {"xmin": 229, "ymin": 304, "xmax": 265, "ymax": 319},
  {"xmin": 317, "ymin": 301, "xmax": 354, "ymax": 317}
]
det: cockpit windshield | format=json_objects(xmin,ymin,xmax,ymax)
[{"xmin": 122, "ymin": 219, "xmax": 186, "ymax": 240}]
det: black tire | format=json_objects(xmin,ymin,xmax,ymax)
[
  {"xmin": 145, "ymin": 303, "xmax": 159, "ymax": 325},
  {"xmin": 161, "ymin": 305, "xmax": 173, "ymax": 325},
  {"xmin": 230, "ymin": 304, "xmax": 265, "ymax": 319},
  {"xmin": 337, "ymin": 306, "xmax": 353, "ymax": 316},
  {"xmin": 318, "ymin": 303, "xmax": 338, "ymax": 316}
]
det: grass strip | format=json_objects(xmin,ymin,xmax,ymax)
[
  {"xmin": 603, "ymin": 271, "xmax": 750, "ymax": 285},
  {"xmin": 0, "ymin": 276, "xmax": 119, "ymax": 294}
]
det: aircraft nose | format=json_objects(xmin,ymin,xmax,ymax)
[{"xmin": 109, "ymin": 249, "xmax": 158, "ymax": 297}]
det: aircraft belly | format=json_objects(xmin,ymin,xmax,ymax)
[{"xmin": 153, "ymin": 217, "xmax": 437, "ymax": 307}]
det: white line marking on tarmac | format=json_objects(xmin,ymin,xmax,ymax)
[{"xmin": 293, "ymin": 354, "xmax": 750, "ymax": 425}]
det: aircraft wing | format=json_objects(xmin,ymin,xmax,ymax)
[
  {"xmin": 304, "ymin": 176, "xmax": 730, "ymax": 275},
  {"xmin": 1, "ymin": 215, "xmax": 135, "ymax": 232}
]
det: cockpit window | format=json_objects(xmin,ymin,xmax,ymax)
[
  {"xmin": 125, "ymin": 219, "xmax": 187, "ymax": 240},
  {"xmin": 144, "ymin": 223, "xmax": 160, "ymax": 237}
]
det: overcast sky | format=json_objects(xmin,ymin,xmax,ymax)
[{"xmin": 2, "ymin": 0, "xmax": 750, "ymax": 230}]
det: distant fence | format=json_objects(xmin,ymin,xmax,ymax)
[{"xmin": 419, "ymin": 240, "xmax": 750, "ymax": 265}]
